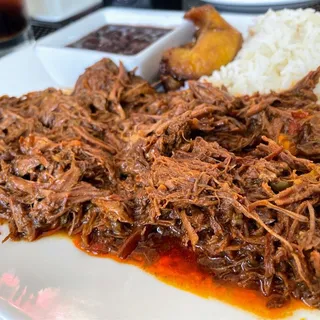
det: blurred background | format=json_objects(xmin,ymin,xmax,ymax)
[
  {"xmin": 25, "ymin": 0, "xmax": 320, "ymax": 39},
  {"xmin": 0, "ymin": 0, "xmax": 319, "ymax": 55},
  {"xmin": 24, "ymin": 0, "xmax": 320, "ymax": 39}
]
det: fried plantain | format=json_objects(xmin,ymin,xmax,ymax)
[{"xmin": 160, "ymin": 5, "xmax": 243, "ymax": 90}]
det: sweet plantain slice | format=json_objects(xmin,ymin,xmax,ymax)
[{"xmin": 160, "ymin": 5, "xmax": 243, "ymax": 90}]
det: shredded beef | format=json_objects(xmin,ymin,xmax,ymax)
[{"xmin": 1, "ymin": 58, "xmax": 320, "ymax": 308}]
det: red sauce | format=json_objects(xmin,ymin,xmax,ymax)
[
  {"xmin": 73, "ymin": 235, "xmax": 310, "ymax": 319},
  {"xmin": 67, "ymin": 24, "xmax": 171, "ymax": 55}
]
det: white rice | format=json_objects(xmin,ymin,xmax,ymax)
[{"xmin": 201, "ymin": 9, "xmax": 320, "ymax": 98}]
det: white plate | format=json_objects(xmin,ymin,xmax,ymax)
[
  {"xmin": 204, "ymin": 0, "xmax": 319, "ymax": 12},
  {"xmin": 206, "ymin": 0, "xmax": 317, "ymax": 5},
  {"xmin": 0, "ymin": 9, "xmax": 320, "ymax": 320}
]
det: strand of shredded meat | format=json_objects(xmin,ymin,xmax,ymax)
[{"xmin": 1, "ymin": 58, "xmax": 320, "ymax": 309}]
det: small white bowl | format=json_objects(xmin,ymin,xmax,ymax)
[{"xmin": 35, "ymin": 7, "xmax": 195, "ymax": 87}]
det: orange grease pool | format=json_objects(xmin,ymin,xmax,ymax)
[{"xmin": 73, "ymin": 236, "xmax": 309, "ymax": 319}]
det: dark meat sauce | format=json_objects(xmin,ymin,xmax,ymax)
[
  {"xmin": 67, "ymin": 24, "xmax": 171, "ymax": 55},
  {"xmin": 1, "ymin": 58, "xmax": 320, "ymax": 317}
]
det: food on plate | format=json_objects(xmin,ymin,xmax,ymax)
[
  {"xmin": 1, "ymin": 57, "xmax": 320, "ymax": 311},
  {"xmin": 196, "ymin": 68, "xmax": 320, "ymax": 159},
  {"xmin": 160, "ymin": 5, "xmax": 243, "ymax": 90},
  {"xmin": 68, "ymin": 24, "xmax": 171, "ymax": 55},
  {"xmin": 202, "ymin": 8, "xmax": 320, "ymax": 98}
]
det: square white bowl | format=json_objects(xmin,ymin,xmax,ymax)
[{"xmin": 35, "ymin": 7, "xmax": 195, "ymax": 87}]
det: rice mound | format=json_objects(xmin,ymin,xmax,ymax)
[{"xmin": 201, "ymin": 9, "xmax": 320, "ymax": 98}]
